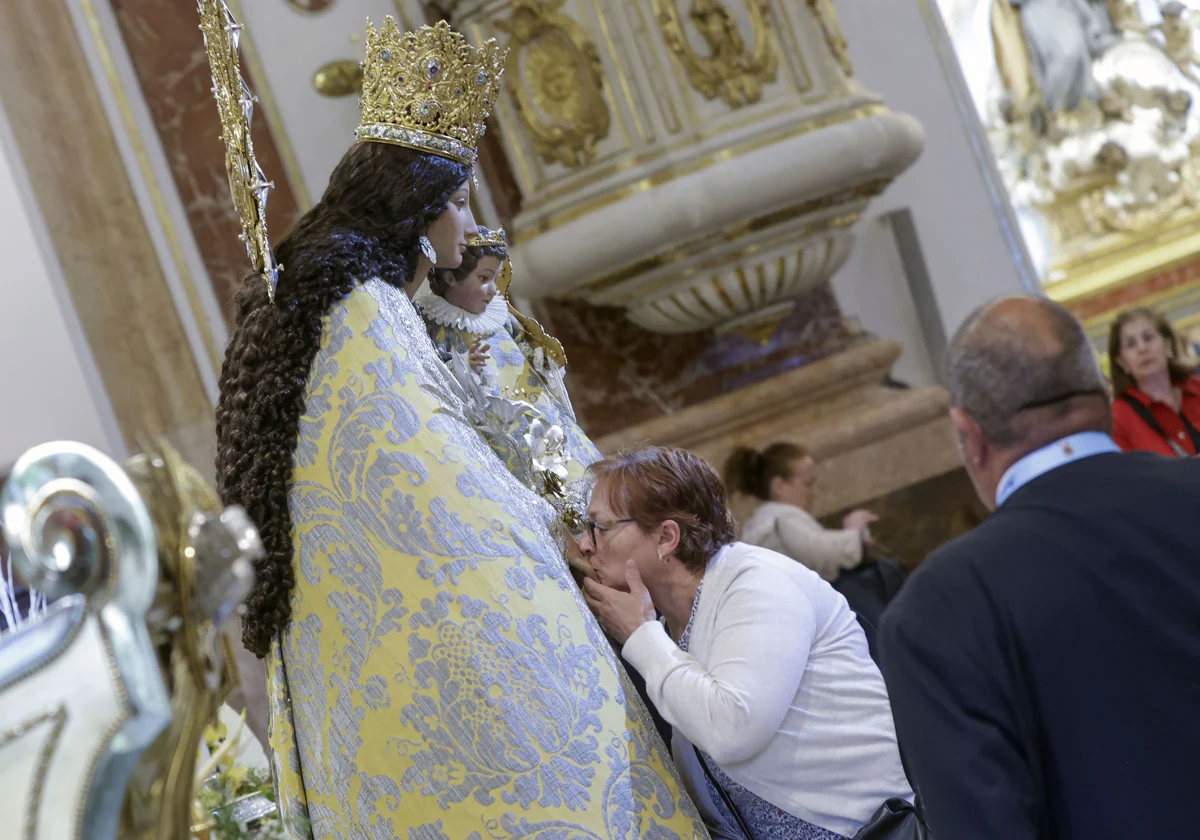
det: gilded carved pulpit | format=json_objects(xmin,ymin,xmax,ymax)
[{"xmin": 432, "ymin": 0, "xmax": 963, "ymax": 525}]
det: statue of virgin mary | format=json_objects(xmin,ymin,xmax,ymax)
[{"xmin": 213, "ymin": 18, "xmax": 706, "ymax": 840}]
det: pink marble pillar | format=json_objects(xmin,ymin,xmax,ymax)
[{"xmin": 110, "ymin": 0, "xmax": 302, "ymax": 322}]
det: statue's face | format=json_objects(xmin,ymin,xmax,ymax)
[
  {"xmin": 425, "ymin": 179, "xmax": 477, "ymax": 268},
  {"xmin": 442, "ymin": 255, "xmax": 502, "ymax": 315},
  {"xmin": 1166, "ymin": 89, "xmax": 1192, "ymax": 117}
]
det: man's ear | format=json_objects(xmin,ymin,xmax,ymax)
[{"xmin": 950, "ymin": 407, "xmax": 988, "ymax": 470}]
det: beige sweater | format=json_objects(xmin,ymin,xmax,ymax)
[{"xmin": 739, "ymin": 501, "xmax": 863, "ymax": 581}]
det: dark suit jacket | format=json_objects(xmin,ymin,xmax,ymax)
[{"xmin": 880, "ymin": 451, "xmax": 1200, "ymax": 840}]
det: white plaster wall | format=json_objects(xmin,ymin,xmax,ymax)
[
  {"xmin": 836, "ymin": 216, "xmax": 942, "ymax": 387},
  {"xmin": 830, "ymin": 0, "xmax": 1034, "ymax": 386},
  {"xmin": 0, "ymin": 106, "xmax": 123, "ymax": 469}
]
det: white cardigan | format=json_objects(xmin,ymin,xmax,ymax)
[
  {"xmin": 740, "ymin": 501, "xmax": 863, "ymax": 581},
  {"xmin": 622, "ymin": 542, "xmax": 912, "ymax": 838}
]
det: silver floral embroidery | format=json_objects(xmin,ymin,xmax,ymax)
[{"xmin": 392, "ymin": 592, "xmax": 605, "ymax": 810}]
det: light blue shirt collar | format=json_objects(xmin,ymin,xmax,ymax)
[{"xmin": 995, "ymin": 432, "xmax": 1120, "ymax": 507}]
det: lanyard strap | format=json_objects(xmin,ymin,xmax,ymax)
[
  {"xmin": 1121, "ymin": 395, "xmax": 1200, "ymax": 457},
  {"xmin": 996, "ymin": 432, "xmax": 1120, "ymax": 507}
]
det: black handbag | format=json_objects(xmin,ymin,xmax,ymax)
[
  {"xmin": 851, "ymin": 798, "xmax": 929, "ymax": 840},
  {"xmin": 693, "ymin": 742, "xmax": 929, "ymax": 840}
]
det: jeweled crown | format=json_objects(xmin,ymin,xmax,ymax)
[
  {"xmin": 468, "ymin": 225, "xmax": 507, "ymax": 248},
  {"xmin": 356, "ymin": 19, "xmax": 506, "ymax": 165}
]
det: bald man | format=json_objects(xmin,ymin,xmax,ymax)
[{"xmin": 880, "ymin": 297, "xmax": 1200, "ymax": 839}]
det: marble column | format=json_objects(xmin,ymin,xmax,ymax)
[
  {"xmin": 0, "ymin": 0, "xmax": 216, "ymax": 474},
  {"xmin": 0, "ymin": 0, "xmax": 309, "ymax": 740}
]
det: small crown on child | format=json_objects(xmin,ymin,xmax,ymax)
[
  {"xmin": 468, "ymin": 226, "xmax": 507, "ymax": 248},
  {"xmin": 356, "ymin": 19, "xmax": 507, "ymax": 166}
]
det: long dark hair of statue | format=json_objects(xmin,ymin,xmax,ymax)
[{"xmin": 215, "ymin": 141, "xmax": 472, "ymax": 657}]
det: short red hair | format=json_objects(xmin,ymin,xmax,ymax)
[{"xmin": 590, "ymin": 446, "xmax": 735, "ymax": 572}]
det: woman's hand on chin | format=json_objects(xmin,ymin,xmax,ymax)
[{"xmin": 582, "ymin": 559, "xmax": 655, "ymax": 645}]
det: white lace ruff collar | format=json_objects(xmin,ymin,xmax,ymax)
[{"xmin": 415, "ymin": 290, "xmax": 508, "ymax": 335}]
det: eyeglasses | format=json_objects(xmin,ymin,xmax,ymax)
[{"xmin": 584, "ymin": 518, "xmax": 634, "ymax": 544}]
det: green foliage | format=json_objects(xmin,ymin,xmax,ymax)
[{"xmin": 195, "ymin": 726, "xmax": 283, "ymax": 840}]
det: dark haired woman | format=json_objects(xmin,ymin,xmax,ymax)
[
  {"xmin": 724, "ymin": 443, "xmax": 876, "ymax": 581},
  {"xmin": 580, "ymin": 446, "xmax": 913, "ymax": 840},
  {"xmin": 214, "ymin": 20, "xmax": 703, "ymax": 839},
  {"xmin": 416, "ymin": 227, "xmax": 601, "ymax": 484},
  {"xmin": 1109, "ymin": 307, "xmax": 1200, "ymax": 456}
]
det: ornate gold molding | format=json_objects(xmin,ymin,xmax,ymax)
[
  {"xmin": 653, "ymin": 0, "xmax": 778, "ymax": 108},
  {"xmin": 1047, "ymin": 217, "xmax": 1200, "ymax": 307},
  {"xmin": 1079, "ymin": 156, "xmax": 1200, "ymax": 236},
  {"xmin": 514, "ymin": 102, "xmax": 889, "ymax": 244},
  {"xmin": 497, "ymin": 0, "xmax": 611, "ymax": 167},
  {"xmin": 633, "ymin": 229, "xmax": 853, "ymax": 339},
  {"xmin": 806, "ymin": 0, "xmax": 853, "ymax": 77}
]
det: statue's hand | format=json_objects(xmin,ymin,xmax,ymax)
[{"xmin": 468, "ymin": 338, "xmax": 490, "ymax": 372}]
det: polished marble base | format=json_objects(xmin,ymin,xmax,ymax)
[{"xmin": 819, "ymin": 468, "xmax": 988, "ymax": 572}]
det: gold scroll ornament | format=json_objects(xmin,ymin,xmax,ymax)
[
  {"xmin": 654, "ymin": 0, "xmax": 778, "ymax": 108},
  {"xmin": 497, "ymin": 0, "xmax": 611, "ymax": 167},
  {"xmin": 807, "ymin": 0, "xmax": 854, "ymax": 77}
]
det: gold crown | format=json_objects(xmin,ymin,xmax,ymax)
[
  {"xmin": 356, "ymin": 19, "xmax": 506, "ymax": 165},
  {"xmin": 468, "ymin": 225, "xmax": 507, "ymax": 248}
]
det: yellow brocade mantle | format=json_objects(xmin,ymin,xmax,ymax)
[{"xmin": 265, "ymin": 281, "xmax": 706, "ymax": 840}]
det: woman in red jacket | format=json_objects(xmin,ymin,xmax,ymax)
[{"xmin": 1109, "ymin": 308, "xmax": 1200, "ymax": 456}]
